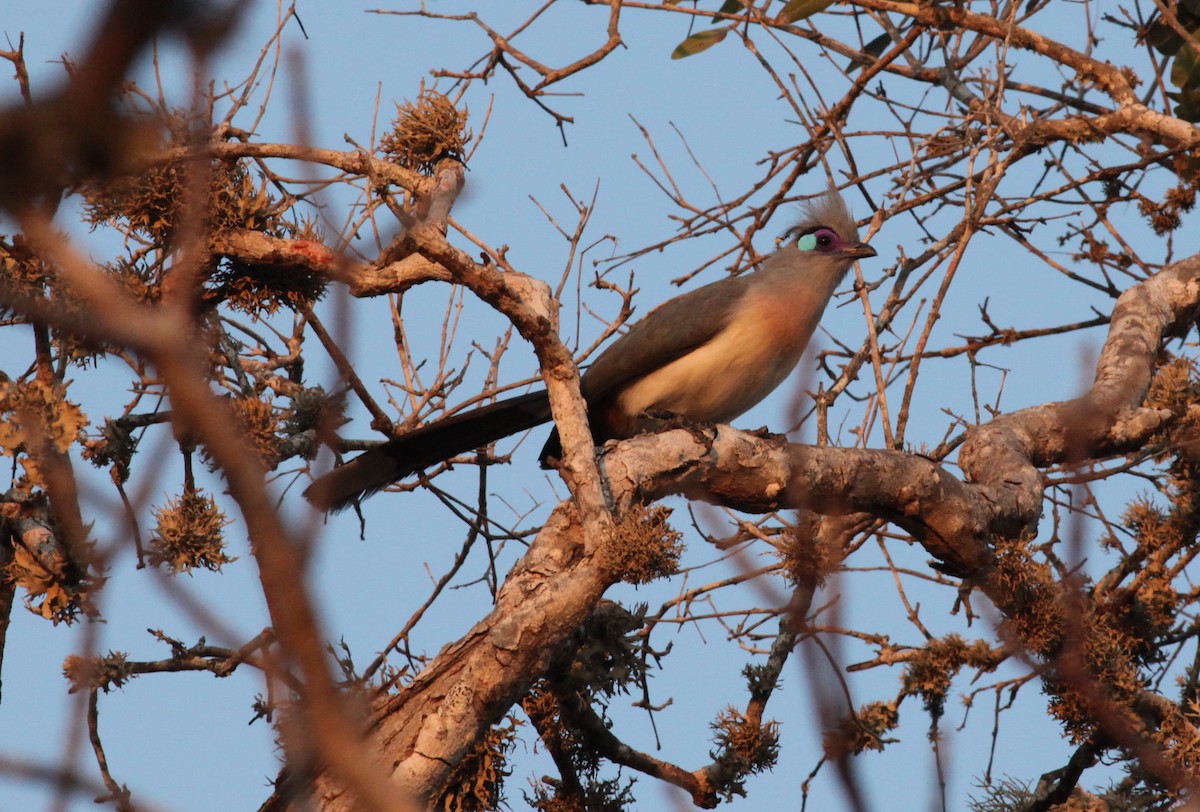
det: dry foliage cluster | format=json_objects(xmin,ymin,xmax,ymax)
[{"xmin": 1, "ymin": 2, "xmax": 1200, "ymax": 812}]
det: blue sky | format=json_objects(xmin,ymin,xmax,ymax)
[{"xmin": 0, "ymin": 2, "xmax": 1176, "ymax": 811}]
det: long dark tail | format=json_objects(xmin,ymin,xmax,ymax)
[{"xmin": 304, "ymin": 390, "xmax": 553, "ymax": 512}]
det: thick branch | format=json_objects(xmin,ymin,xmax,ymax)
[
  {"xmin": 287, "ymin": 161, "xmax": 621, "ymax": 808},
  {"xmin": 293, "ymin": 246, "xmax": 1199, "ymax": 807},
  {"xmin": 611, "ymin": 255, "xmax": 1200, "ymax": 573},
  {"xmin": 291, "ymin": 502, "xmax": 614, "ymax": 809}
]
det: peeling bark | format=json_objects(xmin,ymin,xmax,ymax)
[{"xmin": 282, "ymin": 250, "xmax": 1199, "ymax": 808}]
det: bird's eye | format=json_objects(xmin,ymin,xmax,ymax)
[{"xmin": 798, "ymin": 227, "xmax": 838, "ymax": 252}]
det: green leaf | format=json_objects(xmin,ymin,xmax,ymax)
[
  {"xmin": 778, "ymin": 0, "xmax": 836, "ymax": 24},
  {"xmin": 671, "ymin": 26, "xmax": 732, "ymax": 60},
  {"xmin": 716, "ymin": 0, "xmax": 746, "ymax": 15},
  {"xmin": 1168, "ymin": 53, "xmax": 1200, "ymax": 122},
  {"xmin": 1146, "ymin": 20, "xmax": 1182, "ymax": 55},
  {"xmin": 1170, "ymin": 44, "xmax": 1200, "ymax": 89},
  {"xmin": 848, "ymin": 31, "xmax": 894, "ymax": 73},
  {"xmin": 1172, "ymin": 95, "xmax": 1200, "ymax": 123},
  {"xmin": 1146, "ymin": 6, "xmax": 1200, "ymax": 55}
]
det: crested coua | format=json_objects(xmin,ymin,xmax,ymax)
[{"xmin": 305, "ymin": 187, "xmax": 877, "ymax": 512}]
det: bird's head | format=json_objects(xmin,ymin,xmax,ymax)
[{"xmin": 780, "ymin": 187, "xmax": 877, "ymax": 263}]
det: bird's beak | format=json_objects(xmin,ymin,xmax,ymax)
[{"xmin": 842, "ymin": 242, "xmax": 877, "ymax": 260}]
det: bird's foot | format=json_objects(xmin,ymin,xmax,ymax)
[
  {"xmin": 642, "ymin": 408, "xmax": 688, "ymax": 429},
  {"xmin": 640, "ymin": 409, "xmax": 722, "ymax": 445}
]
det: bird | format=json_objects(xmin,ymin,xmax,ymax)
[{"xmin": 305, "ymin": 187, "xmax": 876, "ymax": 512}]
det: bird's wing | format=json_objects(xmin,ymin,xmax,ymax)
[{"xmin": 581, "ymin": 274, "xmax": 752, "ymax": 400}]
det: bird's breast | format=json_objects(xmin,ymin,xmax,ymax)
[{"xmin": 613, "ymin": 283, "xmax": 825, "ymax": 428}]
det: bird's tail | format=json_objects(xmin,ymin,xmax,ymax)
[{"xmin": 304, "ymin": 390, "xmax": 553, "ymax": 512}]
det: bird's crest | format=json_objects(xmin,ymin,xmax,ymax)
[{"xmin": 778, "ymin": 186, "xmax": 862, "ymax": 247}]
